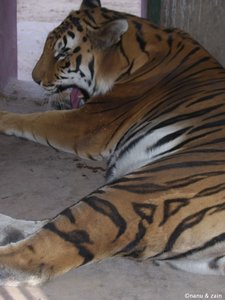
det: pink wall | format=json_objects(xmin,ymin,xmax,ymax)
[
  {"xmin": 0, "ymin": 0, "xmax": 17, "ymax": 90},
  {"xmin": 141, "ymin": 0, "xmax": 148, "ymax": 18}
]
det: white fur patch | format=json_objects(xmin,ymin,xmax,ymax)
[
  {"xmin": 0, "ymin": 213, "xmax": 47, "ymax": 246},
  {"xmin": 108, "ymin": 125, "xmax": 184, "ymax": 181},
  {"xmin": 163, "ymin": 258, "xmax": 225, "ymax": 275}
]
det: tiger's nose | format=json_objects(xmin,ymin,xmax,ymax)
[
  {"xmin": 33, "ymin": 79, "xmax": 41, "ymax": 85},
  {"xmin": 32, "ymin": 69, "xmax": 42, "ymax": 85}
]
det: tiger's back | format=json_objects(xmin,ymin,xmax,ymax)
[{"xmin": 0, "ymin": 0, "xmax": 225, "ymax": 286}]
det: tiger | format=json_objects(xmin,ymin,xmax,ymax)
[{"xmin": 0, "ymin": 0, "xmax": 225, "ymax": 286}]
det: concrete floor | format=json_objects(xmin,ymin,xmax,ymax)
[{"xmin": 0, "ymin": 82, "xmax": 225, "ymax": 300}]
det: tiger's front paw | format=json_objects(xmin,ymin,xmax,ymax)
[{"xmin": 0, "ymin": 111, "xmax": 22, "ymax": 136}]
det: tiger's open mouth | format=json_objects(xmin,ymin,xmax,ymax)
[
  {"xmin": 57, "ymin": 85, "xmax": 90, "ymax": 109},
  {"xmin": 70, "ymin": 87, "xmax": 88, "ymax": 109}
]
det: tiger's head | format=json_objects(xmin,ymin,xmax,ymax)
[{"xmin": 32, "ymin": 0, "xmax": 138, "ymax": 108}]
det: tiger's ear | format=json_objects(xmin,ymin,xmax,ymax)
[
  {"xmin": 80, "ymin": 0, "xmax": 101, "ymax": 9},
  {"xmin": 88, "ymin": 19, "xmax": 129, "ymax": 50}
]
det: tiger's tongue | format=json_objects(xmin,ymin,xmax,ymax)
[{"xmin": 70, "ymin": 88, "xmax": 82, "ymax": 109}]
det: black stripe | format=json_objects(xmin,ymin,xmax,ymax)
[
  {"xmin": 195, "ymin": 182, "xmax": 225, "ymax": 198},
  {"xmin": 83, "ymin": 19, "xmax": 99, "ymax": 29},
  {"xmin": 116, "ymin": 105, "xmax": 221, "ymax": 163},
  {"xmin": 84, "ymin": 10, "xmax": 97, "ymax": 24},
  {"xmin": 68, "ymin": 31, "xmax": 75, "ymax": 39},
  {"xmin": 69, "ymin": 16, "xmax": 83, "ymax": 32},
  {"xmin": 63, "ymin": 36, "xmax": 67, "ymax": 47},
  {"xmin": 133, "ymin": 20, "xmax": 148, "ymax": 56},
  {"xmin": 116, "ymin": 222, "xmax": 146, "ymax": 255},
  {"xmin": 163, "ymin": 208, "xmax": 210, "ymax": 253},
  {"xmin": 119, "ymin": 38, "xmax": 130, "ymax": 66},
  {"xmin": 210, "ymin": 202, "xmax": 225, "ymax": 215},
  {"xmin": 155, "ymin": 34, "xmax": 162, "ymax": 42},
  {"xmin": 132, "ymin": 21, "xmax": 142, "ymax": 31},
  {"xmin": 163, "ymin": 55, "xmax": 213, "ymax": 88},
  {"xmin": 46, "ymin": 139, "xmax": 59, "ymax": 152},
  {"xmin": 64, "ymin": 61, "xmax": 70, "ymax": 69},
  {"xmin": 44, "ymin": 222, "xmax": 94, "ymax": 265},
  {"xmin": 150, "ymin": 104, "xmax": 223, "ymax": 132},
  {"xmin": 111, "ymin": 169, "xmax": 221, "ymax": 195},
  {"xmin": 203, "ymin": 110, "xmax": 225, "ymax": 121},
  {"xmin": 147, "ymin": 127, "xmax": 191, "ymax": 153},
  {"xmin": 88, "ymin": 57, "xmax": 95, "ymax": 79},
  {"xmin": 83, "ymin": 196, "xmax": 127, "ymax": 241},
  {"xmin": 180, "ymin": 148, "xmax": 225, "ymax": 155},
  {"xmin": 80, "ymin": 70, "xmax": 86, "ymax": 78},
  {"xmin": 111, "ymin": 183, "xmax": 165, "ymax": 194},
  {"xmin": 73, "ymin": 46, "xmax": 81, "ymax": 53},
  {"xmin": 114, "ymin": 121, "xmax": 150, "ymax": 153},
  {"xmin": 160, "ymin": 198, "xmax": 190, "ymax": 226},
  {"xmin": 76, "ymin": 54, "xmax": 82, "ymax": 71},
  {"xmin": 136, "ymin": 34, "xmax": 147, "ymax": 53},
  {"xmin": 104, "ymin": 113, "xmax": 135, "ymax": 155},
  {"xmin": 145, "ymin": 78, "xmax": 223, "ymax": 122},
  {"xmin": 201, "ymin": 136, "xmax": 225, "ymax": 147},
  {"xmin": 133, "ymin": 202, "xmax": 157, "ymax": 224},
  {"xmin": 187, "ymin": 91, "xmax": 225, "ymax": 107},
  {"xmin": 188, "ymin": 118, "xmax": 225, "ymax": 134},
  {"xmin": 110, "ymin": 176, "xmax": 150, "ymax": 185},
  {"xmin": 181, "ymin": 68, "xmax": 225, "ymax": 84},
  {"xmin": 167, "ymin": 56, "xmax": 212, "ymax": 83},
  {"xmin": 90, "ymin": 96, "xmax": 138, "ymax": 113},
  {"xmin": 160, "ymin": 232, "xmax": 225, "ymax": 261},
  {"xmin": 123, "ymin": 247, "xmax": 146, "ymax": 259},
  {"xmin": 209, "ymin": 256, "xmax": 225, "ymax": 270},
  {"xmin": 61, "ymin": 208, "xmax": 76, "ymax": 224},
  {"xmin": 140, "ymin": 160, "xmax": 225, "ymax": 174},
  {"xmin": 163, "ymin": 202, "xmax": 225, "ymax": 254},
  {"xmin": 166, "ymin": 34, "xmax": 173, "ymax": 57},
  {"xmin": 101, "ymin": 13, "xmax": 112, "ymax": 20},
  {"xmin": 159, "ymin": 46, "xmax": 201, "ymax": 81},
  {"xmin": 179, "ymin": 46, "xmax": 201, "ymax": 66},
  {"xmin": 116, "ymin": 60, "xmax": 134, "ymax": 82},
  {"xmin": 156, "ymin": 128, "xmax": 221, "ymax": 158},
  {"xmin": 165, "ymin": 170, "xmax": 225, "ymax": 186},
  {"xmin": 167, "ymin": 43, "xmax": 185, "ymax": 63}
]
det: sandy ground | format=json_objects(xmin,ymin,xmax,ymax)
[{"xmin": 1, "ymin": 1, "xmax": 225, "ymax": 299}]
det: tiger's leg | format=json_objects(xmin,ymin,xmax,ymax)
[
  {"xmin": 1, "ymin": 154, "xmax": 225, "ymax": 285},
  {"xmin": 0, "ymin": 180, "xmax": 149, "ymax": 286},
  {"xmin": 1, "ymin": 165, "xmax": 225, "ymax": 286},
  {"xmin": 0, "ymin": 108, "xmax": 110, "ymax": 158}
]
